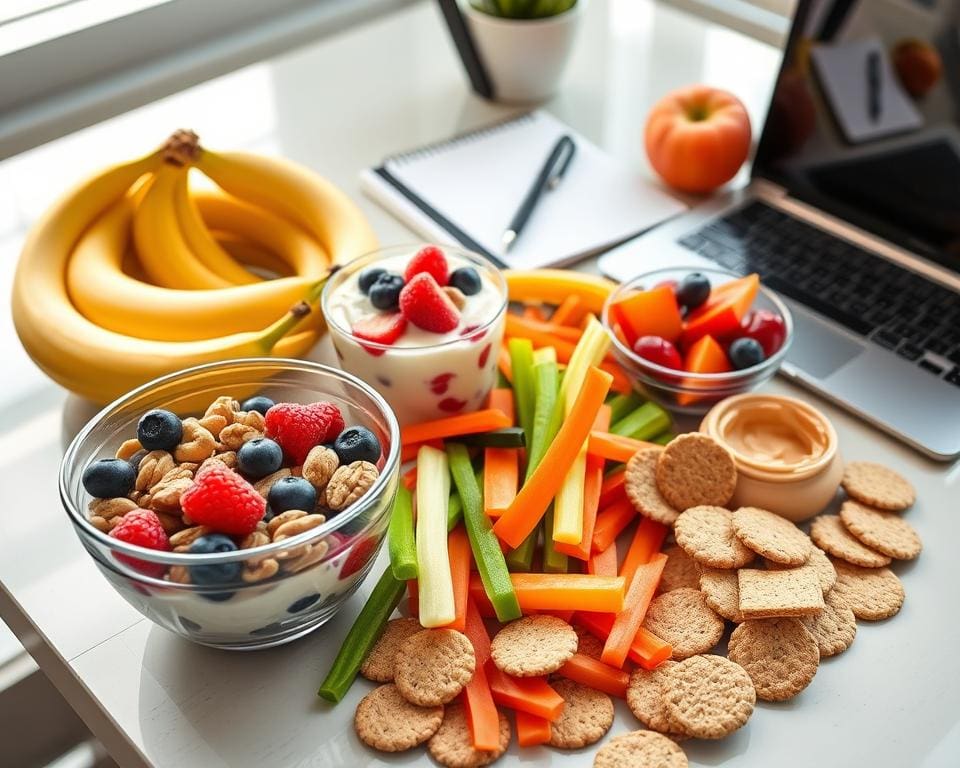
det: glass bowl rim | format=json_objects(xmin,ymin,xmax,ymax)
[
  {"xmin": 321, "ymin": 244, "xmax": 508, "ymax": 351},
  {"xmin": 59, "ymin": 358, "xmax": 401, "ymax": 568},
  {"xmin": 602, "ymin": 266, "xmax": 794, "ymax": 382}
]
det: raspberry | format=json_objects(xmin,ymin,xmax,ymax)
[
  {"xmin": 109, "ymin": 508, "xmax": 170, "ymax": 577},
  {"xmin": 180, "ymin": 464, "xmax": 266, "ymax": 535},
  {"xmin": 264, "ymin": 401, "xmax": 345, "ymax": 464},
  {"xmin": 399, "ymin": 273, "xmax": 460, "ymax": 333},
  {"xmin": 404, "ymin": 245, "xmax": 449, "ymax": 286},
  {"xmin": 352, "ymin": 312, "xmax": 407, "ymax": 356}
]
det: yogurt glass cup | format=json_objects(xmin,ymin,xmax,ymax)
[
  {"xmin": 322, "ymin": 245, "xmax": 508, "ymax": 425},
  {"xmin": 700, "ymin": 392, "xmax": 843, "ymax": 522}
]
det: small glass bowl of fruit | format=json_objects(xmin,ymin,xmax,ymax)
[{"xmin": 602, "ymin": 267, "xmax": 793, "ymax": 414}]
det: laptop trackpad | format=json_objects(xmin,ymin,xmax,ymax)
[{"xmin": 785, "ymin": 309, "xmax": 865, "ymax": 379}]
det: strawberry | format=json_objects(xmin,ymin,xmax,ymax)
[
  {"xmin": 339, "ymin": 535, "xmax": 379, "ymax": 580},
  {"xmin": 110, "ymin": 508, "xmax": 170, "ymax": 577},
  {"xmin": 404, "ymin": 245, "xmax": 449, "ymax": 286},
  {"xmin": 352, "ymin": 312, "xmax": 407, "ymax": 356},
  {"xmin": 180, "ymin": 464, "xmax": 266, "ymax": 535},
  {"xmin": 399, "ymin": 273, "xmax": 460, "ymax": 333},
  {"xmin": 265, "ymin": 401, "xmax": 345, "ymax": 464}
]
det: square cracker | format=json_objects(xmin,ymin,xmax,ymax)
[{"xmin": 738, "ymin": 568, "xmax": 824, "ymax": 619}]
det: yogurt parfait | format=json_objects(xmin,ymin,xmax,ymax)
[{"xmin": 322, "ymin": 245, "xmax": 507, "ymax": 425}]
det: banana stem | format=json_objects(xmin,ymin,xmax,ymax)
[{"xmin": 257, "ymin": 273, "xmax": 331, "ymax": 351}]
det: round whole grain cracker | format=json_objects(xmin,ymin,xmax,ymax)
[
  {"xmin": 662, "ymin": 654, "xmax": 756, "ymax": 739},
  {"xmin": 625, "ymin": 449, "xmax": 680, "ymax": 526},
  {"xmin": 841, "ymin": 461, "xmax": 915, "ymax": 511},
  {"xmin": 829, "ymin": 558, "xmax": 905, "ymax": 621},
  {"xmin": 360, "ymin": 617, "xmax": 421, "ymax": 682},
  {"xmin": 626, "ymin": 661, "xmax": 687, "ymax": 738},
  {"xmin": 354, "ymin": 683, "xmax": 443, "ymax": 752},
  {"xmin": 765, "ymin": 545, "xmax": 836, "ymax": 596},
  {"xmin": 656, "ymin": 433, "xmax": 737, "ymax": 510},
  {"xmin": 839, "ymin": 500, "xmax": 922, "ymax": 560},
  {"xmin": 594, "ymin": 730, "xmax": 688, "ymax": 768},
  {"xmin": 727, "ymin": 618, "xmax": 819, "ymax": 701},
  {"xmin": 732, "ymin": 506, "xmax": 812, "ymax": 565},
  {"xmin": 427, "ymin": 701, "xmax": 510, "ymax": 768},
  {"xmin": 642, "ymin": 587, "xmax": 724, "ymax": 660},
  {"xmin": 810, "ymin": 515, "xmax": 891, "ymax": 568},
  {"xmin": 658, "ymin": 544, "xmax": 701, "ymax": 593},
  {"xmin": 394, "ymin": 628, "xmax": 475, "ymax": 707},
  {"xmin": 490, "ymin": 615, "xmax": 576, "ymax": 677},
  {"xmin": 698, "ymin": 567, "xmax": 743, "ymax": 622},
  {"xmin": 674, "ymin": 506, "xmax": 755, "ymax": 569},
  {"xmin": 547, "ymin": 678, "xmax": 615, "ymax": 749},
  {"xmin": 801, "ymin": 589, "xmax": 857, "ymax": 657},
  {"xmin": 574, "ymin": 624, "xmax": 605, "ymax": 660}
]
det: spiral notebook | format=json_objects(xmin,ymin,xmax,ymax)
[{"xmin": 360, "ymin": 111, "xmax": 687, "ymax": 268}]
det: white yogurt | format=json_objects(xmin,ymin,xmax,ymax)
[{"xmin": 324, "ymin": 251, "xmax": 507, "ymax": 425}]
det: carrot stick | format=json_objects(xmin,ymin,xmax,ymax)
[
  {"xmin": 484, "ymin": 390, "xmax": 518, "ymax": 518},
  {"xmin": 508, "ymin": 573, "xmax": 625, "ymax": 613},
  {"xmin": 401, "ymin": 464, "xmax": 418, "ymax": 491},
  {"xmin": 443, "ymin": 527, "xmax": 471, "ymax": 632},
  {"xmin": 493, "ymin": 367, "xmax": 612, "ymax": 548},
  {"xmin": 546, "ymin": 609, "xmax": 576, "ymax": 623},
  {"xmin": 576, "ymin": 612, "xmax": 673, "ymax": 670},
  {"xmin": 401, "ymin": 439, "xmax": 442, "ymax": 463},
  {"xmin": 461, "ymin": 599, "xmax": 500, "ymax": 750},
  {"xmin": 620, "ymin": 518, "xmax": 669, "ymax": 588},
  {"xmin": 601, "ymin": 553, "xmax": 668, "ymax": 668},
  {"xmin": 515, "ymin": 710, "xmax": 552, "ymax": 746},
  {"xmin": 587, "ymin": 543, "xmax": 619, "ymax": 576},
  {"xmin": 407, "ymin": 580, "xmax": 419, "ymax": 619},
  {"xmin": 551, "ymin": 294, "xmax": 585, "ymax": 327},
  {"xmin": 591, "ymin": 497, "xmax": 637, "ymax": 553},
  {"xmin": 599, "ymin": 362, "xmax": 632, "ymax": 395},
  {"xmin": 467, "ymin": 577, "xmax": 497, "ymax": 618},
  {"xmin": 587, "ymin": 431, "xmax": 661, "ymax": 463},
  {"xmin": 498, "ymin": 345, "xmax": 513, "ymax": 383},
  {"xmin": 521, "ymin": 304, "xmax": 547, "ymax": 321},
  {"xmin": 506, "ymin": 313, "xmax": 584, "ymax": 343},
  {"xmin": 402, "ymin": 409, "xmax": 511, "ymax": 447},
  {"xmin": 599, "ymin": 469, "xmax": 627, "ymax": 509},
  {"xmin": 486, "ymin": 661, "xmax": 565, "ymax": 721},
  {"xmin": 557, "ymin": 653, "xmax": 629, "ymax": 698}
]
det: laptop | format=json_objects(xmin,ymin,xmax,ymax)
[{"xmin": 599, "ymin": 0, "xmax": 960, "ymax": 461}]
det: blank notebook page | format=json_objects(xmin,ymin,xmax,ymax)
[{"xmin": 382, "ymin": 111, "xmax": 686, "ymax": 269}]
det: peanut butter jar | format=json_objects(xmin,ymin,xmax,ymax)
[{"xmin": 700, "ymin": 393, "xmax": 843, "ymax": 522}]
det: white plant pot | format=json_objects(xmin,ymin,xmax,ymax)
[{"xmin": 465, "ymin": 2, "xmax": 584, "ymax": 104}]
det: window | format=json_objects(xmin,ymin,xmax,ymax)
[{"xmin": 660, "ymin": 0, "xmax": 795, "ymax": 45}]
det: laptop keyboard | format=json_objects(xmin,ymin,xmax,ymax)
[{"xmin": 677, "ymin": 201, "xmax": 960, "ymax": 388}]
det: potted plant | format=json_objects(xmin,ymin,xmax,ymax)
[{"xmin": 465, "ymin": 0, "xmax": 584, "ymax": 103}]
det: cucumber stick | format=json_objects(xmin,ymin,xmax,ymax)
[
  {"xmin": 415, "ymin": 445, "xmax": 455, "ymax": 627},
  {"xmin": 525, "ymin": 353, "xmax": 559, "ymax": 481},
  {"xmin": 387, "ymin": 485, "xmax": 417, "ymax": 580},
  {"xmin": 508, "ymin": 338, "xmax": 536, "ymax": 443}
]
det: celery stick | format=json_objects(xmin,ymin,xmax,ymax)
[
  {"xmin": 387, "ymin": 485, "xmax": 417, "ymax": 580},
  {"xmin": 506, "ymin": 524, "xmax": 538, "ymax": 572},
  {"xmin": 610, "ymin": 402, "xmax": 672, "ymax": 441},
  {"xmin": 653, "ymin": 432, "xmax": 676, "ymax": 446},
  {"xmin": 497, "ymin": 370, "xmax": 511, "ymax": 388},
  {"xmin": 447, "ymin": 443, "xmax": 521, "ymax": 621},
  {"xmin": 447, "ymin": 491, "xmax": 463, "ymax": 532},
  {"xmin": 508, "ymin": 338, "xmax": 536, "ymax": 441},
  {"xmin": 416, "ymin": 445, "xmax": 455, "ymax": 627},
  {"xmin": 542, "ymin": 507, "xmax": 569, "ymax": 574},
  {"xmin": 317, "ymin": 566, "xmax": 404, "ymax": 702},
  {"xmin": 607, "ymin": 392, "xmax": 643, "ymax": 424},
  {"xmin": 525, "ymin": 353, "xmax": 559, "ymax": 481}
]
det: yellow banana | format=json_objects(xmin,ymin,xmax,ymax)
[
  {"xmin": 132, "ymin": 162, "xmax": 232, "ymax": 289},
  {"xmin": 13, "ymin": 153, "xmax": 319, "ymax": 404},
  {"xmin": 66, "ymin": 196, "xmax": 325, "ymax": 341},
  {"xmin": 195, "ymin": 149, "xmax": 378, "ymax": 264},
  {"xmin": 173, "ymin": 168, "xmax": 260, "ymax": 285},
  {"xmin": 193, "ymin": 189, "xmax": 330, "ymax": 277},
  {"xmin": 214, "ymin": 231, "xmax": 295, "ymax": 277}
]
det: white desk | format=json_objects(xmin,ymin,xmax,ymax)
[{"xmin": 1, "ymin": 2, "xmax": 958, "ymax": 767}]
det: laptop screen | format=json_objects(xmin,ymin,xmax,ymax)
[{"xmin": 753, "ymin": 0, "xmax": 960, "ymax": 274}]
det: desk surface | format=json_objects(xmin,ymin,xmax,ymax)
[{"xmin": 1, "ymin": 1, "xmax": 958, "ymax": 767}]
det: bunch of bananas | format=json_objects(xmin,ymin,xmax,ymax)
[{"xmin": 12, "ymin": 130, "xmax": 378, "ymax": 404}]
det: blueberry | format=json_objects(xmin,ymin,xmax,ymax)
[
  {"xmin": 188, "ymin": 535, "xmax": 243, "ymax": 586},
  {"xmin": 127, "ymin": 448, "xmax": 148, "ymax": 471},
  {"xmin": 369, "ymin": 273, "xmax": 404, "ymax": 310},
  {"xmin": 241, "ymin": 395, "xmax": 275, "ymax": 416},
  {"xmin": 728, "ymin": 337, "xmax": 766, "ymax": 369},
  {"xmin": 82, "ymin": 458, "xmax": 136, "ymax": 498},
  {"xmin": 332, "ymin": 426, "xmax": 382, "ymax": 465},
  {"xmin": 675, "ymin": 273, "xmax": 711, "ymax": 311},
  {"xmin": 137, "ymin": 409, "xmax": 183, "ymax": 451},
  {"xmin": 358, "ymin": 267, "xmax": 387, "ymax": 294},
  {"xmin": 449, "ymin": 267, "xmax": 482, "ymax": 296},
  {"xmin": 287, "ymin": 593, "xmax": 322, "ymax": 613},
  {"xmin": 237, "ymin": 437, "xmax": 283, "ymax": 479},
  {"xmin": 268, "ymin": 476, "xmax": 318, "ymax": 514}
]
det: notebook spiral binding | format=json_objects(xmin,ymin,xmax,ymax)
[{"xmin": 389, "ymin": 112, "xmax": 536, "ymax": 166}]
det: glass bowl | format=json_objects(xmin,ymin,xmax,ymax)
[
  {"xmin": 322, "ymin": 244, "xmax": 507, "ymax": 426},
  {"xmin": 602, "ymin": 267, "xmax": 794, "ymax": 415},
  {"xmin": 60, "ymin": 359, "xmax": 400, "ymax": 650}
]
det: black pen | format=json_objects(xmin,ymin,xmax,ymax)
[
  {"xmin": 502, "ymin": 134, "xmax": 576, "ymax": 251},
  {"xmin": 867, "ymin": 49, "xmax": 882, "ymax": 123}
]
